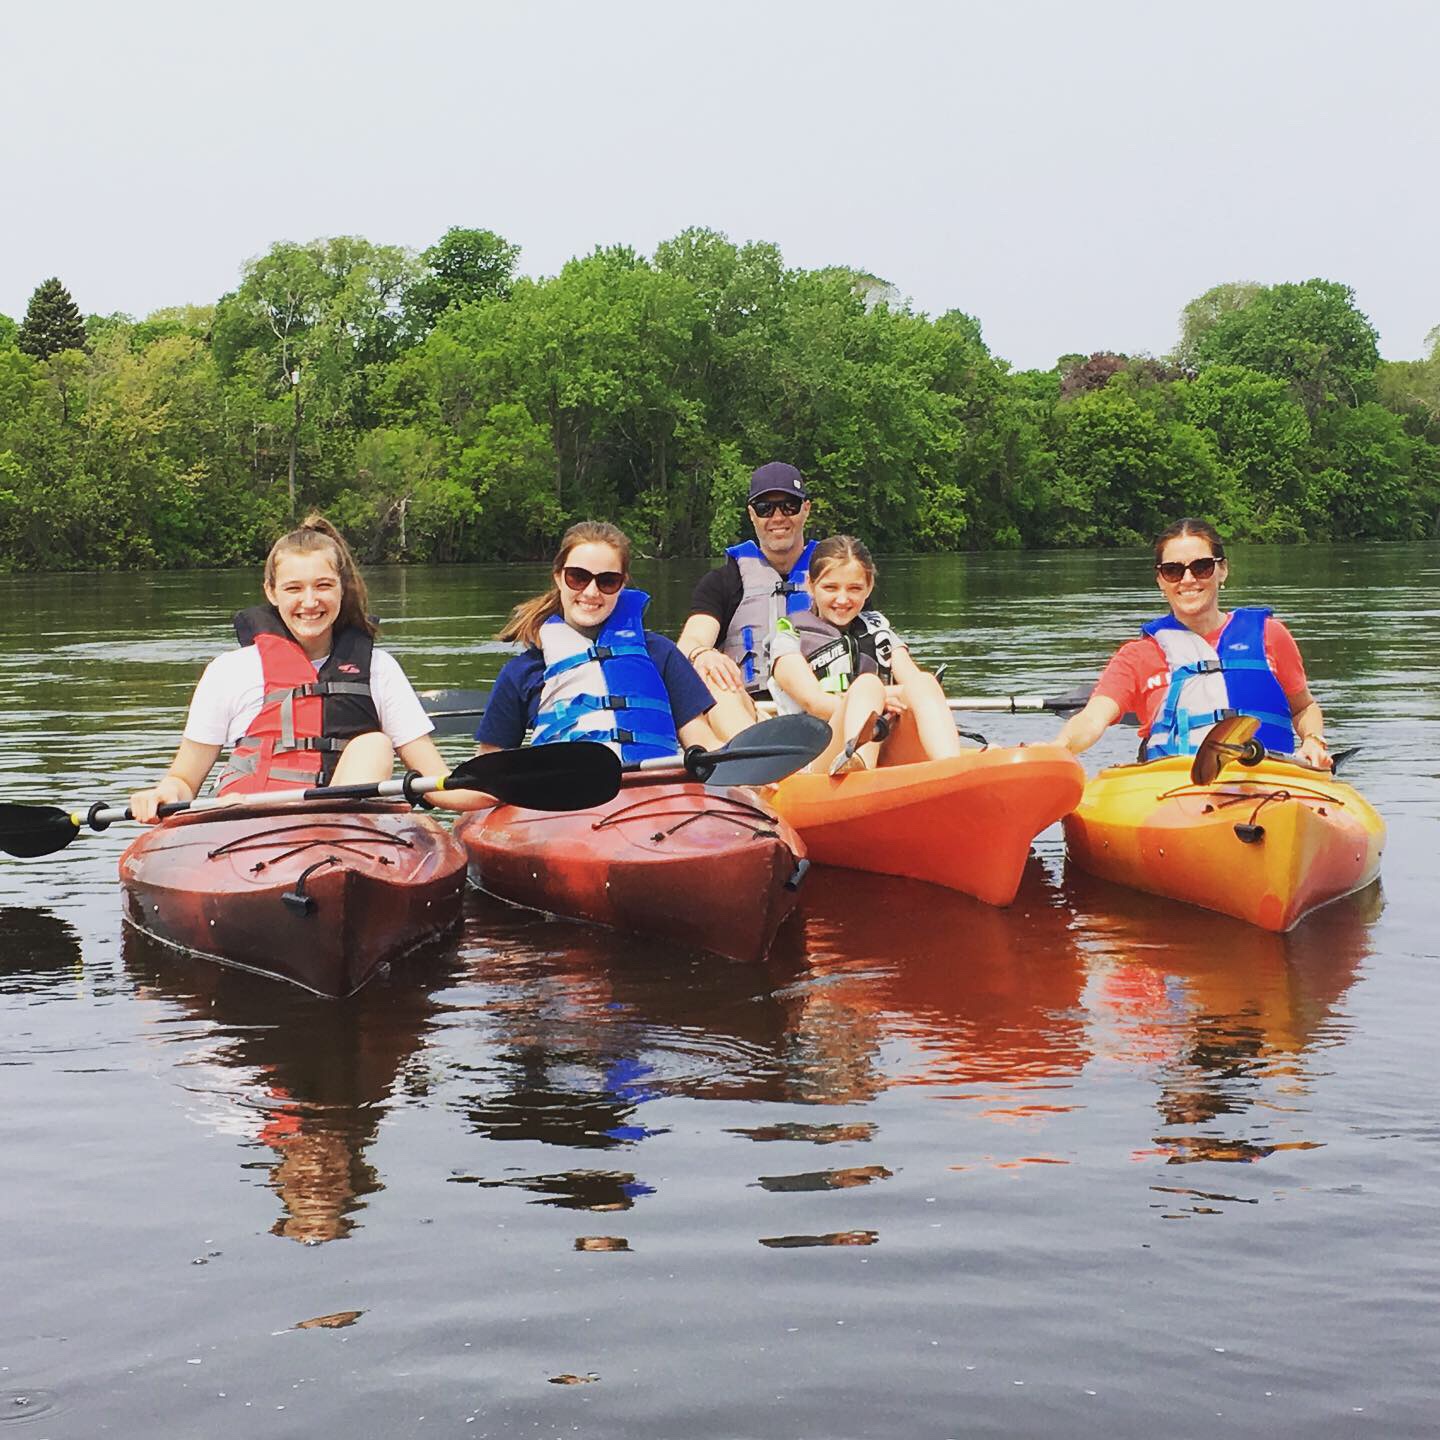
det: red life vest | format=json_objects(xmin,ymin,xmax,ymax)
[{"xmin": 217, "ymin": 606, "xmax": 380, "ymax": 794}]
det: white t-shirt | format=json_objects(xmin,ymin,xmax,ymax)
[{"xmin": 183, "ymin": 645, "xmax": 434, "ymax": 749}]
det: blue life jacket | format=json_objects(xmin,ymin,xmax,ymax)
[
  {"xmin": 721, "ymin": 539, "xmax": 817, "ymax": 690},
  {"xmin": 531, "ymin": 589, "xmax": 680, "ymax": 763},
  {"xmin": 1142, "ymin": 607, "xmax": 1296, "ymax": 758}
]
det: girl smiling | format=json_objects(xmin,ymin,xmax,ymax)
[{"xmin": 768, "ymin": 536, "xmax": 960, "ymax": 773}]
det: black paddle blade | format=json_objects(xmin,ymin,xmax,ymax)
[
  {"xmin": 1190, "ymin": 714, "xmax": 1263, "ymax": 786},
  {"xmin": 449, "ymin": 742, "xmax": 623, "ymax": 811},
  {"xmin": 0, "ymin": 802, "xmax": 83, "ymax": 859},
  {"xmin": 690, "ymin": 713, "xmax": 833, "ymax": 786}
]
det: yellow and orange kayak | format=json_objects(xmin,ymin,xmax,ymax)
[
  {"xmin": 767, "ymin": 745, "xmax": 1085, "ymax": 906},
  {"xmin": 1063, "ymin": 755, "xmax": 1385, "ymax": 932}
]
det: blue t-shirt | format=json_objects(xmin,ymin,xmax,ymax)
[{"xmin": 476, "ymin": 631, "xmax": 714, "ymax": 750}]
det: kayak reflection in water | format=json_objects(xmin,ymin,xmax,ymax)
[
  {"xmin": 129, "ymin": 513, "xmax": 487, "ymax": 822},
  {"xmin": 1054, "ymin": 517, "xmax": 1332, "ymax": 769},
  {"xmin": 767, "ymin": 535, "xmax": 960, "ymax": 774},
  {"xmin": 475, "ymin": 520, "xmax": 722, "ymax": 757}
]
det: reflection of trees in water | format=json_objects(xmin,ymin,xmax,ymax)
[
  {"xmin": 123, "ymin": 930, "xmax": 458, "ymax": 1243},
  {"xmin": 0, "ymin": 906, "xmax": 84, "ymax": 995},
  {"xmin": 1065, "ymin": 867, "xmax": 1376, "ymax": 1172}
]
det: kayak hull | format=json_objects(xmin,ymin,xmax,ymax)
[
  {"xmin": 455, "ymin": 781, "xmax": 807, "ymax": 963},
  {"xmin": 118, "ymin": 800, "xmax": 467, "ymax": 996},
  {"xmin": 767, "ymin": 745, "xmax": 1086, "ymax": 906},
  {"xmin": 1063, "ymin": 755, "xmax": 1385, "ymax": 932}
]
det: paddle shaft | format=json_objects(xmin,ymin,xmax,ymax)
[
  {"xmin": 425, "ymin": 688, "xmax": 1095, "ymax": 726},
  {"xmin": 84, "ymin": 772, "xmax": 451, "ymax": 830}
]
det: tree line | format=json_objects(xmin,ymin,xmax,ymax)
[{"xmin": 2, "ymin": 227, "xmax": 1437, "ymax": 572}]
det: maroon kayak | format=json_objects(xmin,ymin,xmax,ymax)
[
  {"xmin": 454, "ymin": 781, "xmax": 807, "ymax": 963},
  {"xmin": 118, "ymin": 800, "xmax": 467, "ymax": 997}
]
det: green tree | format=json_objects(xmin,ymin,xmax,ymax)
[
  {"xmin": 216, "ymin": 237, "xmax": 421, "ymax": 515},
  {"xmin": 1189, "ymin": 279, "xmax": 1380, "ymax": 414},
  {"xmin": 404, "ymin": 227, "xmax": 520, "ymax": 335},
  {"xmin": 1310, "ymin": 403, "xmax": 1430, "ymax": 540},
  {"xmin": 1053, "ymin": 388, "xmax": 1228, "ymax": 546},
  {"xmin": 1182, "ymin": 365, "xmax": 1311, "ymax": 538},
  {"xmin": 18, "ymin": 278, "xmax": 88, "ymax": 361},
  {"xmin": 1376, "ymin": 325, "xmax": 1440, "ymax": 449},
  {"xmin": 1171, "ymin": 281, "xmax": 1261, "ymax": 370}
]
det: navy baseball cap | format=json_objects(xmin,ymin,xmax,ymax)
[{"xmin": 747, "ymin": 462, "xmax": 808, "ymax": 502}]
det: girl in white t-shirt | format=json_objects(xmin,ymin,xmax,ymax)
[{"xmin": 129, "ymin": 514, "xmax": 475, "ymax": 821}]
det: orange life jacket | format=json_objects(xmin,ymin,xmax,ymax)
[{"xmin": 217, "ymin": 606, "xmax": 379, "ymax": 793}]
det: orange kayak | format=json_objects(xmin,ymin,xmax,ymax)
[
  {"xmin": 1063, "ymin": 755, "xmax": 1385, "ymax": 931},
  {"xmin": 767, "ymin": 745, "xmax": 1086, "ymax": 905},
  {"xmin": 454, "ymin": 781, "xmax": 807, "ymax": 963}
]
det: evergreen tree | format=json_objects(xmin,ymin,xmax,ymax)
[{"xmin": 17, "ymin": 277, "xmax": 87, "ymax": 360}]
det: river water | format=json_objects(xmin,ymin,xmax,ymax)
[{"xmin": 1, "ymin": 546, "xmax": 1436, "ymax": 1438}]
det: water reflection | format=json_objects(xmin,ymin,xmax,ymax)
[
  {"xmin": 1065, "ymin": 865, "xmax": 1375, "ymax": 1197},
  {"xmin": 0, "ymin": 907, "xmax": 84, "ymax": 997},
  {"xmin": 123, "ymin": 931, "xmax": 458, "ymax": 1242},
  {"xmin": 794, "ymin": 859, "xmax": 1090, "ymax": 1104},
  {"xmin": 446, "ymin": 892, "xmax": 806, "ymax": 1214}
]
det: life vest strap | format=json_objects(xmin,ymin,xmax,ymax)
[{"xmin": 542, "ymin": 641, "xmax": 650, "ymax": 682}]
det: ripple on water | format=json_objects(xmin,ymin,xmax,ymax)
[{"xmin": 0, "ymin": 1389, "xmax": 60, "ymax": 1425}]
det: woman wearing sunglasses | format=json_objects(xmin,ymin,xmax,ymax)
[
  {"xmin": 1055, "ymin": 517, "xmax": 1331, "ymax": 768},
  {"xmin": 476, "ymin": 520, "xmax": 721, "ymax": 758}
]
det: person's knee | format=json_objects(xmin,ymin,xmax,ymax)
[
  {"xmin": 911, "ymin": 671, "xmax": 945, "ymax": 702},
  {"xmin": 334, "ymin": 731, "xmax": 393, "ymax": 782}
]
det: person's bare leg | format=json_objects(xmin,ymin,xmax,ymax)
[
  {"xmin": 706, "ymin": 688, "xmax": 760, "ymax": 742},
  {"xmin": 819, "ymin": 675, "xmax": 886, "ymax": 774},
  {"xmin": 331, "ymin": 732, "xmax": 395, "ymax": 785},
  {"xmin": 877, "ymin": 673, "xmax": 961, "ymax": 766}
]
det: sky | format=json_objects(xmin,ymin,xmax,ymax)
[{"xmin": 2, "ymin": 0, "xmax": 1436, "ymax": 371}]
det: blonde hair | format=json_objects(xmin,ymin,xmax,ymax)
[
  {"xmin": 808, "ymin": 534, "xmax": 877, "ymax": 589},
  {"xmin": 497, "ymin": 521, "xmax": 632, "ymax": 649},
  {"xmin": 264, "ymin": 512, "xmax": 377, "ymax": 639}
]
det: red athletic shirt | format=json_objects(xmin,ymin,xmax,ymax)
[{"xmin": 1092, "ymin": 615, "xmax": 1309, "ymax": 737}]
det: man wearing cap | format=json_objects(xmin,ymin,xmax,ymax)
[{"xmin": 676, "ymin": 461, "xmax": 816, "ymax": 739}]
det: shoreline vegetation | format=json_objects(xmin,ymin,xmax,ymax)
[{"xmin": 2, "ymin": 228, "xmax": 1437, "ymax": 573}]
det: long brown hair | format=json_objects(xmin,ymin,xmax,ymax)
[
  {"xmin": 264, "ymin": 512, "xmax": 377, "ymax": 639},
  {"xmin": 497, "ymin": 521, "xmax": 633, "ymax": 649},
  {"xmin": 808, "ymin": 534, "xmax": 878, "ymax": 589},
  {"xmin": 1152, "ymin": 517, "xmax": 1226, "ymax": 563}
]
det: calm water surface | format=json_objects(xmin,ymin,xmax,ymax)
[{"xmin": 2, "ymin": 546, "xmax": 1437, "ymax": 1438}]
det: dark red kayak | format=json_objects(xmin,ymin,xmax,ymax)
[
  {"xmin": 118, "ymin": 800, "xmax": 467, "ymax": 997},
  {"xmin": 454, "ymin": 781, "xmax": 808, "ymax": 963}
]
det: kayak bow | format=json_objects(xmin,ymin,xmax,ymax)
[{"xmin": 1063, "ymin": 753, "xmax": 1385, "ymax": 931}]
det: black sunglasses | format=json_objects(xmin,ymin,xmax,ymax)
[
  {"xmin": 1155, "ymin": 557, "xmax": 1222, "ymax": 583},
  {"xmin": 750, "ymin": 496, "xmax": 803, "ymax": 517},
  {"xmin": 560, "ymin": 566, "xmax": 626, "ymax": 595}
]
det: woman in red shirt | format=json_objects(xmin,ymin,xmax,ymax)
[{"xmin": 1055, "ymin": 518, "xmax": 1331, "ymax": 769}]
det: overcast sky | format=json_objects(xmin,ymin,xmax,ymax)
[{"xmin": 2, "ymin": 0, "xmax": 1435, "ymax": 371}]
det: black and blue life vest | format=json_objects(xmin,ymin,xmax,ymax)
[
  {"xmin": 1142, "ymin": 607, "xmax": 1296, "ymax": 758},
  {"xmin": 531, "ymin": 589, "xmax": 680, "ymax": 763}
]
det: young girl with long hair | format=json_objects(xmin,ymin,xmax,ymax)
[
  {"xmin": 476, "ymin": 520, "xmax": 720, "ymax": 756},
  {"xmin": 130, "ymin": 513, "xmax": 477, "ymax": 820},
  {"xmin": 768, "ymin": 535, "xmax": 960, "ymax": 773}
]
